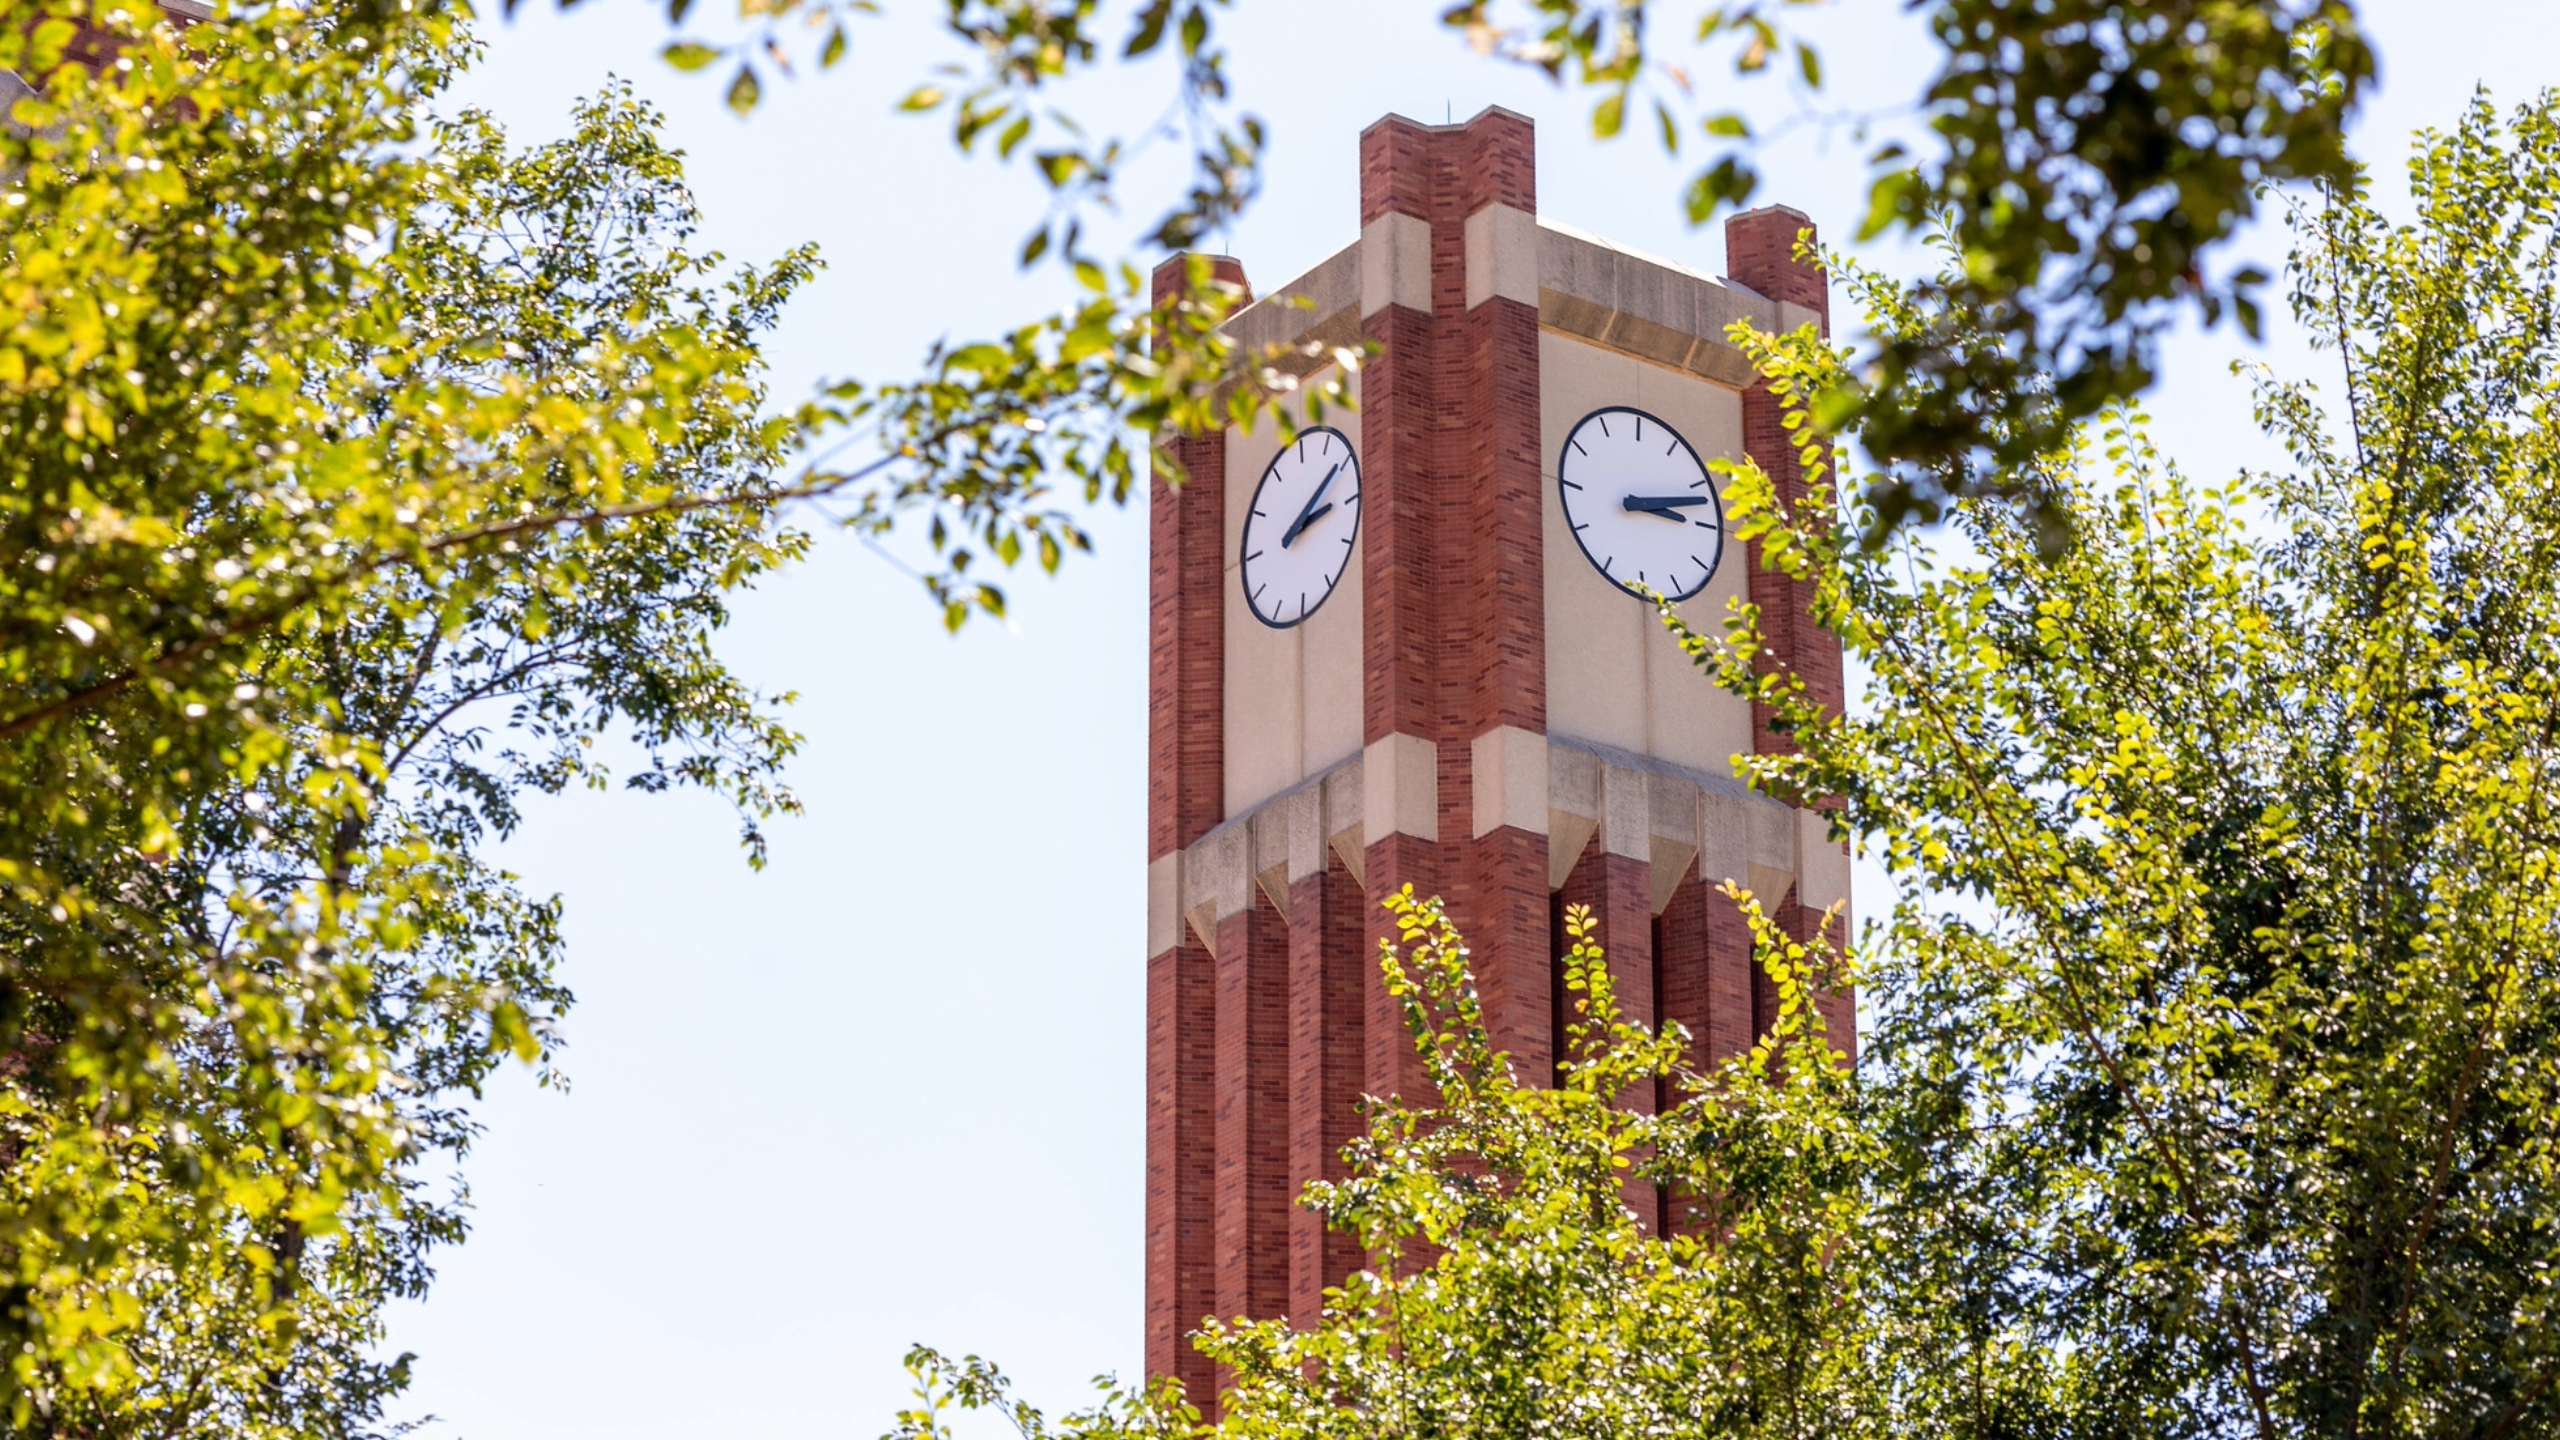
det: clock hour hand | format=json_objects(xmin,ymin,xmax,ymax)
[
  {"xmin": 1281, "ymin": 462, "xmax": 1343, "ymax": 547},
  {"xmin": 1621, "ymin": 494, "xmax": 1711, "ymax": 522}
]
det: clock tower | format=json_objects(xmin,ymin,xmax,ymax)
[{"xmin": 1144, "ymin": 107, "xmax": 1849, "ymax": 1400}]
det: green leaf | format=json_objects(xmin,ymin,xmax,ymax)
[
  {"xmin": 660, "ymin": 41, "xmax": 720, "ymax": 73},
  {"xmin": 899, "ymin": 85, "xmax": 946, "ymax": 112},
  {"xmin": 1593, "ymin": 91, "xmax": 1625, "ymax": 140},
  {"xmin": 724, "ymin": 64, "xmax": 761, "ymax": 116}
]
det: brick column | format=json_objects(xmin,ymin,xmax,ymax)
[
  {"xmin": 1144, "ymin": 253, "xmax": 1249, "ymax": 1393},
  {"xmin": 1724, "ymin": 206, "xmax": 1853, "ymax": 1063},
  {"xmin": 1215, "ymin": 896, "xmax": 1292, "ymax": 1330},
  {"xmin": 1144, "ymin": 939, "xmax": 1217, "ymax": 1400},
  {"xmin": 1355, "ymin": 109, "xmax": 1549, "ymax": 1111},
  {"xmin": 1553, "ymin": 841, "xmax": 1659, "ymax": 1230},
  {"xmin": 1287, "ymin": 861, "xmax": 1367, "ymax": 1326}
]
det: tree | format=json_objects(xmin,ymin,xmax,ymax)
[
  {"xmin": 889, "ymin": 89, "xmax": 2560, "ymax": 1440},
  {"xmin": 0, "ymin": 5, "xmax": 818, "ymax": 1424},
  {"xmin": 1748, "ymin": 87, "xmax": 2560, "ymax": 1437},
  {"xmin": 0, "ymin": 0, "xmax": 1320, "ymax": 1429}
]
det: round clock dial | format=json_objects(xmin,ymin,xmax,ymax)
[
  {"xmin": 1240, "ymin": 427, "xmax": 1362, "ymax": 628},
  {"xmin": 1557, "ymin": 406, "xmax": 1723, "ymax": 602}
]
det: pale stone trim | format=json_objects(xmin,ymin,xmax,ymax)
[
  {"xmin": 1470, "ymin": 724, "xmax": 1550, "ymax": 839},
  {"xmin": 1360, "ymin": 212, "xmax": 1433, "ymax": 317},
  {"xmin": 1464, "ymin": 204, "xmax": 1540, "ymax": 311},
  {"xmin": 1364, "ymin": 731, "xmax": 1438, "ymax": 844}
]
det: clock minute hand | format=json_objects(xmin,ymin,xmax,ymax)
[
  {"xmin": 1281, "ymin": 462, "xmax": 1343, "ymax": 547},
  {"xmin": 1621, "ymin": 494, "xmax": 1711, "ymax": 522}
]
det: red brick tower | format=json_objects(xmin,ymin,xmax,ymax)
[{"xmin": 1144, "ymin": 108, "xmax": 1848, "ymax": 1402}]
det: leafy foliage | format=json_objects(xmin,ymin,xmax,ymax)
[
  {"xmin": 631, "ymin": 0, "xmax": 2381, "ymax": 544},
  {"xmin": 0, "ymin": 2, "xmax": 834, "ymax": 1426}
]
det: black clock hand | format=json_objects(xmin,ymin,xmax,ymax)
[
  {"xmin": 1621, "ymin": 494, "xmax": 1712, "ymax": 522},
  {"xmin": 1282, "ymin": 462, "xmax": 1343, "ymax": 547}
]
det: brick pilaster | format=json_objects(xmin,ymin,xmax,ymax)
[
  {"xmin": 1554, "ymin": 843, "xmax": 1659, "ymax": 1230},
  {"xmin": 1145, "ymin": 936, "xmax": 1218, "ymax": 1399},
  {"xmin": 1145, "ymin": 253, "xmax": 1249, "ymax": 1394},
  {"xmin": 1356, "ymin": 109, "xmax": 1548, "ymax": 1112},
  {"xmin": 1215, "ymin": 897, "xmax": 1292, "ymax": 1333},
  {"xmin": 1288, "ymin": 861, "xmax": 1367, "ymax": 1326}
]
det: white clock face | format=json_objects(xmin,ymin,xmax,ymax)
[
  {"xmin": 1240, "ymin": 427, "xmax": 1362, "ymax": 628},
  {"xmin": 1557, "ymin": 406, "xmax": 1723, "ymax": 602}
]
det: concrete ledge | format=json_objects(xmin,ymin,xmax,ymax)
[
  {"xmin": 1544, "ymin": 732, "xmax": 1808, "ymax": 906},
  {"xmin": 1535, "ymin": 219, "xmax": 1798, "ymax": 388},
  {"xmin": 1225, "ymin": 239, "xmax": 1363, "ymax": 355},
  {"xmin": 1171, "ymin": 752, "xmax": 1371, "ymax": 936}
]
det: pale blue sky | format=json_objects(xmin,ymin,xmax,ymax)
[{"xmin": 385, "ymin": 4, "xmax": 2560, "ymax": 1435}]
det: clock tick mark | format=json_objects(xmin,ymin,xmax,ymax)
[
  {"xmin": 1635, "ymin": 416, "xmax": 1643, "ymax": 441},
  {"xmin": 1560, "ymin": 479, "xmax": 1582, "ymax": 490},
  {"xmin": 1568, "ymin": 439, "xmax": 1587, "ymax": 456},
  {"xmin": 1597, "ymin": 417, "xmax": 1611, "ymax": 438},
  {"xmin": 1665, "ymin": 440, "xmax": 1679, "ymax": 456}
]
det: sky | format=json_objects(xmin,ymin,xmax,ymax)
[{"xmin": 383, "ymin": 3, "xmax": 2560, "ymax": 1436}]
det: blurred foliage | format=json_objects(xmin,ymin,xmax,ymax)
[
  {"xmin": 1441, "ymin": 0, "xmax": 2373, "ymax": 541},
  {"xmin": 885, "ymin": 90, "xmax": 2560, "ymax": 1440},
  {"xmin": 640, "ymin": 0, "xmax": 2377, "ymax": 545}
]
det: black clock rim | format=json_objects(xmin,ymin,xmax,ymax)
[
  {"xmin": 1241, "ymin": 425, "xmax": 1363, "ymax": 630},
  {"xmin": 1556, "ymin": 404, "xmax": 1724, "ymax": 604}
]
